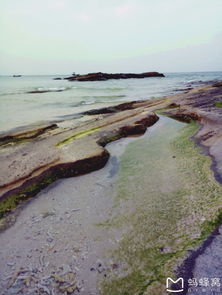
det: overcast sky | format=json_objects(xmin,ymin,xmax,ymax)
[{"xmin": 0, "ymin": 0, "xmax": 222, "ymax": 74}]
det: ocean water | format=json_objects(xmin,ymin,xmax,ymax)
[{"xmin": 0, "ymin": 72, "xmax": 222, "ymax": 133}]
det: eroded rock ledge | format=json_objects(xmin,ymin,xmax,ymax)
[
  {"xmin": 162, "ymin": 83, "xmax": 222, "ymax": 184},
  {"xmin": 0, "ymin": 106, "xmax": 160, "ymax": 221}
]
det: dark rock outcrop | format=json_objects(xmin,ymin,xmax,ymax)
[
  {"xmin": 27, "ymin": 89, "xmax": 64, "ymax": 94},
  {"xmin": 82, "ymin": 101, "xmax": 137, "ymax": 115},
  {"xmin": 65, "ymin": 71, "xmax": 165, "ymax": 82},
  {"xmin": 213, "ymin": 82, "xmax": 222, "ymax": 87}
]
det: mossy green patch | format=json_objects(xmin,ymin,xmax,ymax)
[
  {"xmin": 214, "ymin": 101, "xmax": 222, "ymax": 108},
  {"xmin": 0, "ymin": 173, "xmax": 57, "ymax": 220},
  {"xmin": 56, "ymin": 126, "xmax": 102, "ymax": 146},
  {"xmin": 99, "ymin": 117, "xmax": 222, "ymax": 295}
]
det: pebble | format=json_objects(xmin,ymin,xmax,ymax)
[
  {"xmin": 95, "ymin": 260, "xmax": 105, "ymax": 273},
  {"xmin": 46, "ymin": 237, "xmax": 54, "ymax": 243},
  {"xmin": 7, "ymin": 262, "xmax": 15, "ymax": 267}
]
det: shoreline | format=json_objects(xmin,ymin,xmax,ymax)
[
  {"xmin": 0, "ymin": 81, "xmax": 222, "ymax": 294},
  {"xmin": 1, "ymin": 82, "xmax": 222, "ymax": 224}
]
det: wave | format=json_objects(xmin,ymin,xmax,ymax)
[
  {"xmin": 80, "ymin": 95, "xmax": 126, "ymax": 99},
  {"xmin": 0, "ymin": 91, "xmax": 24, "ymax": 96},
  {"xmin": 72, "ymin": 95, "xmax": 127, "ymax": 106},
  {"xmin": 70, "ymin": 100, "xmax": 95, "ymax": 107},
  {"xmin": 27, "ymin": 87, "xmax": 71, "ymax": 94},
  {"xmin": 0, "ymin": 87, "xmax": 72, "ymax": 96},
  {"xmin": 75, "ymin": 86, "xmax": 126, "ymax": 91}
]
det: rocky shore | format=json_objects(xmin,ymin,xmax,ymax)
[
  {"xmin": 0, "ymin": 105, "xmax": 161, "ymax": 224},
  {"xmin": 0, "ymin": 82, "xmax": 222, "ymax": 295},
  {"xmin": 1, "ymin": 82, "xmax": 222, "ymax": 226}
]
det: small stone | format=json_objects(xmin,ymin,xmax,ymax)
[
  {"xmin": 111, "ymin": 263, "xmax": 118, "ymax": 270},
  {"xmin": 46, "ymin": 237, "xmax": 54, "ymax": 243},
  {"xmin": 160, "ymin": 246, "xmax": 172, "ymax": 253},
  {"xmin": 7, "ymin": 262, "xmax": 15, "ymax": 266},
  {"xmin": 96, "ymin": 260, "xmax": 105, "ymax": 273},
  {"xmin": 32, "ymin": 267, "xmax": 39, "ymax": 273}
]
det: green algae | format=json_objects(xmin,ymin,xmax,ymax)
[
  {"xmin": 99, "ymin": 118, "xmax": 222, "ymax": 295},
  {"xmin": 214, "ymin": 101, "xmax": 222, "ymax": 108},
  {"xmin": 0, "ymin": 125, "xmax": 57, "ymax": 147},
  {"xmin": 0, "ymin": 173, "xmax": 57, "ymax": 220},
  {"xmin": 56, "ymin": 126, "xmax": 102, "ymax": 147}
]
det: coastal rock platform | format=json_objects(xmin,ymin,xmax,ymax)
[
  {"xmin": 0, "ymin": 83, "xmax": 222, "ymax": 222},
  {"xmin": 0, "ymin": 103, "xmax": 163, "ymax": 221}
]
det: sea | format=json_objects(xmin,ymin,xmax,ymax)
[{"xmin": 0, "ymin": 72, "xmax": 222, "ymax": 134}]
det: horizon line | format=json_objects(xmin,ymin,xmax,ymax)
[{"xmin": 0, "ymin": 70, "xmax": 222, "ymax": 76}]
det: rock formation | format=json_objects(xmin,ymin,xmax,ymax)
[{"xmin": 65, "ymin": 71, "xmax": 165, "ymax": 81}]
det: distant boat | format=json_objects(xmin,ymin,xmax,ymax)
[{"xmin": 13, "ymin": 75, "xmax": 22, "ymax": 77}]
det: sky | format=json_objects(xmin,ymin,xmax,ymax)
[{"xmin": 0, "ymin": 0, "xmax": 222, "ymax": 74}]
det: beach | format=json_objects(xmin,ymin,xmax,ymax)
[{"xmin": 0, "ymin": 75, "xmax": 222, "ymax": 295}]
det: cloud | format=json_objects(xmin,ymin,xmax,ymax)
[
  {"xmin": 114, "ymin": 3, "xmax": 136, "ymax": 17},
  {"xmin": 0, "ymin": 0, "xmax": 221, "ymax": 74},
  {"xmin": 71, "ymin": 11, "xmax": 92, "ymax": 23}
]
